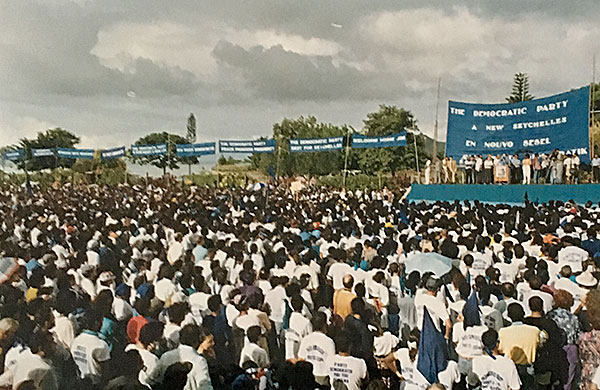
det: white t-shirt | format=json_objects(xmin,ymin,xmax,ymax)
[
  {"xmin": 124, "ymin": 344, "xmax": 158, "ymax": 387},
  {"xmin": 373, "ymin": 332, "xmax": 399, "ymax": 357},
  {"xmin": 414, "ymin": 292, "xmax": 449, "ymax": 332},
  {"xmin": 326, "ymin": 354, "xmax": 367, "ymax": 390},
  {"xmin": 394, "ymin": 348, "xmax": 429, "ymax": 390},
  {"xmin": 298, "ymin": 332, "xmax": 336, "ymax": 377},
  {"xmin": 265, "ymin": 286, "xmax": 287, "ymax": 323},
  {"xmin": 472, "ymin": 354, "xmax": 521, "ymax": 390},
  {"xmin": 592, "ymin": 365, "xmax": 600, "ymax": 387},
  {"xmin": 452, "ymin": 324, "xmax": 487, "ymax": 359},
  {"xmin": 328, "ymin": 263, "xmax": 353, "ymax": 290},
  {"xmin": 12, "ymin": 353, "xmax": 57, "ymax": 390},
  {"xmin": 70, "ymin": 332, "xmax": 111, "ymax": 384},
  {"xmin": 239, "ymin": 343, "xmax": 269, "ymax": 368},
  {"xmin": 557, "ymin": 246, "xmax": 588, "ymax": 273}
]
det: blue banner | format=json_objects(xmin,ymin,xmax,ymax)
[
  {"xmin": 32, "ymin": 148, "xmax": 55, "ymax": 158},
  {"xmin": 176, "ymin": 142, "xmax": 216, "ymax": 157},
  {"xmin": 3, "ymin": 149, "xmax": 24, "ymax": 161},
  {"xmin": 446, "ymin": 86, "xmax": 590, "ymax": 162},
  {"xmin": 219, "ymin": 139, "xmax": 275, "ymax": 153},
  {"xmin": 101, "ymin": 146, "xmax": 126, "ymax": 160},
  {"xmin": 57, "ymin": 148, "xmax": 94, "ymax": 159},
  {"xmin": 289, "ymin": 136, "xmax": 343, "ymax": 152},
  {"xmin": 131, "ymin": 143, "xmax": 167, "ymax": 157},
  {"xmin": 352, "ymin": 132, "xmax": 407, "ymax": 149}
]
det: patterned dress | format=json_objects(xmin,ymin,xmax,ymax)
[{"xmin": 578, "ymin": 329, "xmax": 600, "ymax": 389}]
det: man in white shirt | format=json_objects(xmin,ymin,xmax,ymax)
[
  {"xmin": 264, "ymin": 276, "xmax": 288, "ymax": 335},
  {"xmin": 557, "ymin": 241, "xmax": 588, "ymax": 273},
  {"xmin": 298, "ymin": 312, "xmax": 335, "ymax": 385},
  {"xmin": 327, "ymin": 257, "xmax": 353, "ymax": 291},
  {"xmin": 239, "ymin": 326, "xmax": 269, "ymax": 369},
  {"xmin": 414, "ymin": 277, "xmax": 451, "ymax": 339},
  {"xmin": 325, "ymin": 334, "xmax": 367, "ymax": 390},
  {"xmin": 167, "ymin": 233, "xmax": 184, "ymax": 265},
  {"xmin": 70, "ymin": 310, "xmax": 111, "ymax": 386},
  {"xmin": 285, "ymin": 295, "xmax": 312, "ymax": 360},
  {"xmin": 472, "ymin": 329, "xmax": 520, "ymax": 390},
  {"xmin": 148, "ymin": 324, "xmax": 213, "ymax": 390},
  {"xmin": 12, "ymin": 330, "xmax": 58, "ymax": 390}
]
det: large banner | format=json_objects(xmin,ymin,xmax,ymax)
[
  {"xmin": 3, "ymin": 150, "xmax": 24, "ymax": 161},
  {"xmin": 289, "ymin": 136, "xmax": 343, "ymax": 152},
  {"xmin": 352, "ymin": 132, "xmax": 407, "ymax": 149},
  {"xmin": 176, "ymin": 142, "xmax": 216, "ymax": 157},
  {"xmin": 219, "ymin": 140, "xmax": 275, "ymax": 153},
  {"xmin": 101, "ymin": 146, "xmax": 126, "ymax": 160},
  {"xmin": 32, "ymin": 148, "xmax": 55, "ymax": 158},
  {"xmin": 446, "ymin": 86, "xmax": 590, "ymax": 162},
  {"xmin": 131, "ymin": 143, "xmax": 167, "ymax": 157},
  {"xmin": 57, "ymin": 148, "xmax": 94, "ymax": 159}
]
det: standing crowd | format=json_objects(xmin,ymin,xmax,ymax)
[
  {"xmin": 424, "ymin": 150, "xmax": 600, "ymax": 185},
  {"xmin": 0, "ymin": 183, "xmax": 599, "ymax": 390}
]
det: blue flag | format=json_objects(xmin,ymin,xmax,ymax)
[
  {"xmin": 417, "ymin": 307, "xmax": 448, "ymax": 384},
  {"xmin": 463, "ymin": 292, "xmax": 481, "ymax": 328}
]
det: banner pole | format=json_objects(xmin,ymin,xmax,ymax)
[
  {"xmin": 413, "ymin": 129, "xmax": 420, "ymax": 183},
  {"xmin": 275, "ymin": 137, "xmax": 281, "ymax": 180},
  {"xmin": 342, "ymin": 128, "xmax": 351, "ymax": 188}
]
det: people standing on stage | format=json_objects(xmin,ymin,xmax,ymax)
[
  {"xmin": 475, "ymin": 155, "xmax": 484, "ymax": 184},
  {"xmin": 556, "ymin": 152, "xmax": 565, "ymax": 184},
  {"xmin": 522, "ymin": 154, "xmax": 531, "ymax": 185},
  {"xmin": 510, "ymin": 154, "xmax": 521, "ymax": 184},
  {"xmin": 442, "ymin": 157, "xmax": 449, "ymax": 183},
  {"xmin": 465, "ymin": 156, "xmax": 475, "ymax": 184},
  {"xmin": 593, "ymin": 154, "xmax": 600, "ymax": 183},
  {"xmin": 532, "ymin": 154, "xmax": 542, "ymax": 184},
  {"xmin": 484, "ymin": 155, "xmax": 494, "ymax": 184},
  {"xmin": 424, "ymin": 160, "xmax": 431, "ymax": 185},
  {"xmin": 572, "ymin": 153, "xmax": 580, "ymax": 184},
  {"xmin": 449, "ymin": 157, "xmax": 457, "ymax": 183},
  {"xmin": 564, "ymin": 153, "xmax": 573, "ymax": 184},
  {"xmin": 434, "ymin": 157, "xmax": 442, "ymax": 184}
]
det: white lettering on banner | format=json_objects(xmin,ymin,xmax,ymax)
[
  {"xmin": 472, "ymin": 125, "xmax": 478, "ymax": 130},
  {"xmin": 513, "ymin": 116, "xmax": 567, "ymax": 130},
  {"xmin": 465, "ymin": 140, "xmax": 476, "ymax": 147},
  {"xmin": 450, "ymin": 107, "xmax": 465, "ymax": 115},
  {"xmin": 536, "ymin": 100, "xmax": 568, "ymax": 112},
  {"xmin": 486, "ymin": 125, "xmax": 504, "ymax": 131},
  {"xmin": 565, "ymin": 147, "xmax": 588, "ymax": 155},
  {"xmin": 484, "ymin": 141, "xmax": 514, "ymax": 149},
  {"xmin": 473, "ymin": 107, "xmax": 527, "ymax": 117},
  {"xmin": 522, "ymin": 138, "xmax": 551, "ymax": 147}
]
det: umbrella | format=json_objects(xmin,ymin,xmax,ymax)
[
  {"xmin": 0, "ymin": 257, "xmax": 19, "ymax": 284},
  {"xmin": 404, "ymin": 252, "xmax": 453, "ymax": 278}
]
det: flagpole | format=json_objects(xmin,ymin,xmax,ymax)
[
  {"xmin": 433, "ymin": 77, "xmax": 441, "ymax": 159},
  {"xmin": 342, "ymin": 127, "xmax": 351, "ymax": 188},
  {"xmin": 592, "ymin": 55, "xmax": 596, "ymax": 158}
]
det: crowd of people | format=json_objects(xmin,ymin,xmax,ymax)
[
  {"xmin": 0, "ymin": 182, "xmax": 599, "ymax": 390},
  {"xmin": 424, "ymin": 150, "xmax": 600, "ymax": 185}
]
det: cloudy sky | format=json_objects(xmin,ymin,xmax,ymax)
[{"xmin": 1, "ymin": 0, "xmax": 599, "ymax": 153}]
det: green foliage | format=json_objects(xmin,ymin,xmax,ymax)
[
  {"xmin": 356, "ymin": 105, "xmax": 428, "ymax": 174},
  {"xmin": 250, "ymin": 116, "xmax": 348, "ymax": 176},
  {"xmin": 130, "ymin": 132, "xmax": 197, "ymax": 174},
  {"xmin": 506, "ymin": 73, "xmax": 534, "ymax": 103},
  {"xmin": 317, "ymin": 173, "xmax": 389, "ymax": 191},
  {"xmin": 217, "ymin": 156, "xmax": 242, "ymax": 165},
  {"xmin": 17, "ymin": 128, "xmax": 80, "ymax": 171}
]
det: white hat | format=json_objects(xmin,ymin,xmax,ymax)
[{"xmin": 576, "ymin": 266, "xmax": 598, "ymax": 288}]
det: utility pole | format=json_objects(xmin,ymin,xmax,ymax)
[
  {"xmin": 592, "ymin": 55, "xmax": 596, "ymax": 157},
  {"xmin": 433, "ymin": 77, "xmax": 441, "ymax": 159}
]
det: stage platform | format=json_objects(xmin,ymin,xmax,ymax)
[{"xmin": 407, "ymin": 184, "xmax": 600, "ymax": 205}]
